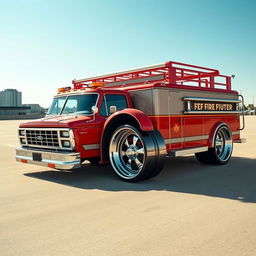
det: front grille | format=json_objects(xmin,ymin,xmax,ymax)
[
  {"xmin": 26, "ymin": 130, "xmax": 59, "ymax": 147},
  {"xmin": 18, "ymin": 128, "xmax": 74, "ymax": 151}
]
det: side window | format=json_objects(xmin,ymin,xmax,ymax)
[{"xmin": 100, "ymin": 94, "xmax": 128, "ymax": 116}]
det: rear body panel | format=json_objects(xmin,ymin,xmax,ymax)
[{"xmin": 129, "ymin": 86, "xmax": 240, "ymax": 153}]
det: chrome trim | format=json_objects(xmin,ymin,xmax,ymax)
[
  {"xmin": 16, "ymin": 155, "xmax": 79, "ymax": 165},
  {"xmin": 18, "ymin": 128, "xmax": 75, "ymax": 151},
  {"xmin": 83, "ymin": 144, "xmax": 100, "ymax": 150},
  {"xmin": 109, "ymin": 126, "xmax": 149, "ymax": 180},
  {"xmin": 211, "ymin": 123, "xmax": 229, "ymax": 148},
  {"xmin": 183, "ymin": 97, "xmax": 241, "ymax": 103},
  {"xmin": 214, "ymin": 126, "xmax": 233, "ymax": 161},
  {"xmin": 187, "ymin": 100, "xmax": 191, "ymax": 111},
  {"xmin": 168, "ymin": 146, "xmax": 208, "ymax": 157},
  {"xmin": 239, "ymin": 94, "xmax": 245, "ymax": 130},
  {"xmin": 184, "ymin": 111, "xmax": 242, "ymax": 114},
  {"xmin": 69, "ymin": 129, "xmax": 76, "ymax": 150},
  {"xmin": 234, "ymin": 138, "xmax": 246, "ymax": 143},
  {"xmin": 15, "ymin": 147, "xmax": 80, "ymax": 170},
  {"xmin": 164, "ymin": 135, "xmax": 209, "ymax": 144},
  {"xmin": 232, "ymin": 131, "xmax": 240, "ymax": 135}
]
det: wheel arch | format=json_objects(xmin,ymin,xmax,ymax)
[{"xmin": 100, "ymin": 109, "xmax": 155, "ymax": 162}]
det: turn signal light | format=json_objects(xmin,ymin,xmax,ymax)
[{"xmin": 48, "ymin": 163, "xmax": 55, "ymax": 168}]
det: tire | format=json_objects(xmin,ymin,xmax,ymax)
[
  {"xmin": 109, "ymin": 125, "xmax": 166, "ymax": 182},
  {"xmin": 195, "ymin": 125, "xmax": 233, "ymax": 165}
]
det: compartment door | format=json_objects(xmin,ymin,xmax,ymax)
[{"xmin": 168, "ymin": 91, "xmax": 183, "ymax": 149}]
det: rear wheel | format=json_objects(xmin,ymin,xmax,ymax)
[
  {"xmin": 195, "ymin": 125, "xmax": 233, "ymax": 165},
  {"xmin": 109, "ymin": 125, "xmax": 165, "ymax": 182}
]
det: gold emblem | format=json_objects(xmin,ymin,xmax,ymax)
[{"xmin": 173, "ymin": 123, "xmax": 180, "ymax": 133}]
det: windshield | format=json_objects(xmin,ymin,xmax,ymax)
[{"xmin": 47, "ymin": 94, "xmax": 98, "ymax": 116}]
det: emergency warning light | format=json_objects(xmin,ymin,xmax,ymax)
[
  {"xmin": 90, "ymin": 82, "xmax": 104, "ymax": 88},
  {"xmin": 57, "ymin": 86, "xmax": 71, "ymax": 94}
]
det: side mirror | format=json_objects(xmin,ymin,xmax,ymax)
[
  {"xmin": 109, "ymin": 106, "xmax": 117, "ymax": 114},
  {"xmin": 91, "ymin": 106, "xmax": 98, "ymax": 115}
]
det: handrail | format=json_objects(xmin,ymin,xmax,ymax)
[{"xmin": 239, "ymin": 94, "xmax": 245, "ymax": 130}]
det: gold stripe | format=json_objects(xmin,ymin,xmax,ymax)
[{"xmin": 165, "ymin": 135, "xmax": 209, "ymax": 144}]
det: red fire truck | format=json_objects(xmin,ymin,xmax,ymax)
[{"xmin": 16, "ymin": 61, "xmax": 245, "ymax": 182}]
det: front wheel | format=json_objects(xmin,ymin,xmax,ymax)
[{"xmin": 109, "ymin": 125, "xmax": 165, "ymax": 182}]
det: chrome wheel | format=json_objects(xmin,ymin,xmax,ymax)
[
  {"xmin": 195, "ymin": 124, "xmax": 233, "ymax": 165},
  {"xmin": 109, "ymin": 125, "xmax": 166, "ymax": 181},
  {"xmin": 109, "ymin": 126, "xmax": 147, "ymax": 179},
  {"xmin": 214, "ymin": 126, "xmax": 233, "ymax": 162}
]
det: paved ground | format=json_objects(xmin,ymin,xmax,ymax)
[{"xmin": 1, "ymin": 117, "xmax": 256, "ymax": 256}]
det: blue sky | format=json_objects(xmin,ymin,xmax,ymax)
[{"xmin": 0, "ymin": 0, "xmax": 255, "ymax": 107}]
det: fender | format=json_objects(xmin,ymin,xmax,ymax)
[
  {"xmin": 208, "ymin": 122, "xmax": 232, "ymax": 148},
  {"xmin": 103, "ymin": 108, "xmax": 154, "ymax": 132},
  {"xmin": 100, "ymin": 108, "xmax": 155, "ymax": 162}
]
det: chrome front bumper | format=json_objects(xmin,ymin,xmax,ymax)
[{"xmin": 16, "ymin": 147, "xmax": 81, "ymax": 170}]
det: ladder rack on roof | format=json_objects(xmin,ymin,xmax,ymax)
[{"xmin": 72, "ymin": 61, "xmax": 232, "ymax": 91}]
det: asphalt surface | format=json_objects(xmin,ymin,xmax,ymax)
[{"xmin": 1, "ymin": 117, "xmax": 256, "ymax": 256}]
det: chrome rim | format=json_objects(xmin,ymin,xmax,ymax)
[
  {"xmin": 109, "ymin": 127, "xmax": 145, "ymax": 179},
  {"xmin": 215, "ymin": 127, "xmax": 232, "ymax": 161}
]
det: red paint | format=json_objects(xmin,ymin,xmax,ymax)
[{"xmin": 103, "ymin": 108, "xmax": 154, "ymax": 132}]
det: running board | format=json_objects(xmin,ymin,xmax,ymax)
[{"xmin": 168, "ymin": 146, "xmax": 208, "ymax": 157}]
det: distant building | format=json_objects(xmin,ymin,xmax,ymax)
[
  {"xmin": 22, "ymin": 104, "xmax": 42, "ymax": 113},
  {"xmin": 0, "ymin": 89, "xmax": 45, "ymax": 120},
  {"xmin": 0, "ymin": 106, "xmax": 30, "ymax": 116},
  {"xmin": 0, "ymin": 89, "xmax": 22, "ymax": 106}
]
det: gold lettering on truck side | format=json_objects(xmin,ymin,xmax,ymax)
[{"xmin": 186, "ymin": 99, "xmax": 236, "ymax": 113}]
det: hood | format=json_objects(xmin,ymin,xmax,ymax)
[{"xmin": 19, "ymin": 114, "xmax": 94, "ymax": 129}]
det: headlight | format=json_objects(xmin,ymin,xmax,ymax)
[
  {"xmin": 19, "ymin": 130, "xmax": 25, "ymax": 136},
  {"xmin": 62, "ymin": 140, "xmax": 70, "ymax": 147},
  {"xmin": 60, "ymin": 131, "xmax": 70, "ymax": 138},
  {"xmin": 20, "ymin": 138, "xmax": 26, "ymax": 144}
]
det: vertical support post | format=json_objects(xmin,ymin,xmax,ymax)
[
  {"xmin": 226, "ymin": 76, "xmax": 231, "ymax": 90},
  {"xmin": 209, "ymin": 75, "xmax": 214, "ymax": 89},
  {"xmin": 168, "ymin": 62, "xmax": 176, "ymax": 84},
  {"xmin": 198, "ymin": 73, "xmax": 201, "ymax": 87}
]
